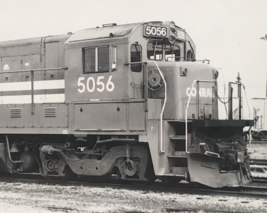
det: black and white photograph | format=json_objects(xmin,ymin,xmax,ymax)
[{"xmin": 0, "ymin": 0, "xmax": 267, "ymax": 212}]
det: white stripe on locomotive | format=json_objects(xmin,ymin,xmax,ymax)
[
  {"xmin": 0, "ymin": 79, "xmax": 65, "ymax": 104},
  {"xmin": 0, "ymin": 79, "xmax": 65, "ymax": 92}
]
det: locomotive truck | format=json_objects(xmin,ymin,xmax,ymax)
[{"xmin": 0, "ymin": 21, "xmax": 253, "ymax": 187}]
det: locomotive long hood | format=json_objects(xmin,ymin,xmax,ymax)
[{"xmin": 65, "ymin": 23, "xmax": 140, "ymax": 43}]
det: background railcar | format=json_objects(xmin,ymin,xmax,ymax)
[{"xmin": 0, "ymin": 21, "xmax": 253, "ymax": 187}]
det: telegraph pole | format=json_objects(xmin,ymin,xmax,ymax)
[{"xmin": 261, "ymin": 34, "xmax": 267, "ymax": 96}]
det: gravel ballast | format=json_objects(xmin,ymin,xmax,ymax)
[{"xmin": 0, "ymin": 181, "xmax": 266, "ymax": 213}]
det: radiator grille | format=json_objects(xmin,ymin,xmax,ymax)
[
  {"xmin": 10, "ymin": 108, "xmax": 22, "ymax": 118},
  {"xmin": 44, "ymin": 107, "xmax": 57, "ymax": 117}
]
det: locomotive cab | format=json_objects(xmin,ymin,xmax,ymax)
[{"xmin": 122, "ymin": 21, "xmax": 253, "ymax": 187}]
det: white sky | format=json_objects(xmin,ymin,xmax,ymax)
[{"xmin": 1, "ymin": 0, "xmax": 267, "ymax": 101}]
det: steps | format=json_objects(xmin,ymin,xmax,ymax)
[
  {"xmin": 168, "ymin": 134, "xmax": 188, "ymax": 175},
  {"xmin": 169, "ymin": 135, "xmax": 185, "ymax": 140},
  {"xmin": 168, "ymin": 151, "xmax": 187, "ymax": 157},
  {"xmin": 165, "ymin": 120, "xmax": 194, "ymax": 176}
]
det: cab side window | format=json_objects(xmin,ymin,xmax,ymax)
[
  {"xmin": 187, "ymin": 49, "xmax": 195, "ymax": 61},
  {"xmin": 83, "ymin": 48, "xmax": 95, "ymax": 73},
  {"xmin": 83, "ymin": 46, "xmax": 109, "ymax": 73},
  {"xmin": 131, "ymin": 44, "xmax": 142, "ymax": 72},
  {"xmin": 98, "ymin": 46, "xmax": 109, "ymax": 71}
]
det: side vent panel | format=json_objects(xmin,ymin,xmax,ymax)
[
  {"xmin": 10, "ymin": 108, "xmax": 22, "ymax": 118},
  {"xmin": 44, "ymin": 107, "xmax": 57, "ymax": 118}
]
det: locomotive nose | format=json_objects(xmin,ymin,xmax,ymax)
[{"xmin": 149, "ymin": 62, "xmax": 217, "ymax": 120}]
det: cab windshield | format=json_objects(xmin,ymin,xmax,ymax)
[{"xmin": 147, "ymin": 41, "xmax": 181, "ymax": 62}]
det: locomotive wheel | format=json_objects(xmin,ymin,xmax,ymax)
[
  {"xmin": 63, "ymin": 166, "xmax": 77, "ymax": 181},
  {"xmin": 163, "ymin": 177, "xmax": 182, "ymax": 185},
  {"xmin": 46, "ymin": 160, "xmax": 56, "ymax": 172},
  {"xmin": 124, "ymin": 161, "xmax": 136, "ymax": 176},
  {"xmin": 144, "ymin": 157, "xmax": 156, "ymax": 184},
  {"xmin": 127, "ymin": 156, "xmax": 156, "ymax": 186},
  {"xmin": 112, "ymin": 167, "xmax": 122, "ymax": 180}
]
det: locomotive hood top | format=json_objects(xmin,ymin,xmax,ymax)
[{"xmin": 65, "ymin": 23, "xmax": 141, "ymax": 43}]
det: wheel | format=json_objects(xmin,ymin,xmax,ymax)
[
  {"xmin": 63, "ymin": 166, "xmax": 77, "ymax": 181},
  {"xmin": 163, "ymin": 177, "xmax": 182, "ymax": 185},
  {"xmin": 144, "ymin": 158, "xmax": 156, "ymax": 184},
  {"xmin": 111, "ymin": 167, "xmax": 122, "ymax": 180}
]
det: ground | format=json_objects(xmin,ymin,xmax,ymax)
[{"xmin": 0, "ymin": 181, "xmax": 266, "ymax": 213}]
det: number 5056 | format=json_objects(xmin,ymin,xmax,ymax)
[
  {"xmin": 145, "ymin": 26, "xmax": 167, "ymax": 37},
  {"xmin": 77, "ymin": 76, "xmax": 115, "ymax": 93}
]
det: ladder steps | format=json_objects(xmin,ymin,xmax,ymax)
[
  {"xmin": 163, "ymin": 173, "xmax": 185, "ymax": 177},
  {"xmin": 171, "ymin": 167, "xmax": 188, "ymax": 174},
  {"xmin": 168, "ymin": 151, "xmax": 187, "ymax": 158},
  {"xmin": 168, "ymin": 155, "xmax": 187, "ymax": 158},
  {"xmin": 170, "ymin": 135, "xmax": 186, "ymax": 140},
  {"xmin": 173, "ymin": 151, "xmax": 187, "ymax": 156}
]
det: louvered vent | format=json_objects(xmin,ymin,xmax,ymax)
[
  {"xmin": 44, "ymin": 107, "xmax": 57, "ymax": 117},
  {"xmin": 10, "ymin": 108, "xmax": 22, "ymax": 118}
]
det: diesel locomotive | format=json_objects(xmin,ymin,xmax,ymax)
[{"xmin": 0, "ymin": 21, "xmax": 253, "ymax": 187}]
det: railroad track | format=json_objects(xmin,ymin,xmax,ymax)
[{"xmin": 1, "ymin": 174, "xmax": 267, "ymax": 199}]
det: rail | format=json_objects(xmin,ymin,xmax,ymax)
[
  {"xmin": 185, "ymin": 80, "xmax": 216, "ymax": 153},
  {"xmin": 0, "ymin": 67, "xmax": 68, "ymax": 114},
  {"xmin": 125, "ymin": 61, "xmax": 167, "ymax": 154}
]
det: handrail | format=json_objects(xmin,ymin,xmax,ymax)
[
  {"xmin": 125, "ymin": 61, "xmax": 167, "ymax": 154},
  {"xmin": 0, "ymin": 67, "xmax": 68, "ymax": 74},
  {"xmin": 185, "ymin": 80, "xmax": 216, "ymax": 153}
]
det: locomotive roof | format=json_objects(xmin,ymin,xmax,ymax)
[
  {"xmin": 65, "ymin": 22, "xmax": 141, "ymax": 43},
  {"xmin": 0, "ymin": 21, "xmax": 189, "ymax": 47},
  {"xmin": 0, "ymin": 34, "xmax": 70, "ymax": 47},
  {"xmin": 0, "ymin": 22, "xmax": 143, "ymax": 46}
]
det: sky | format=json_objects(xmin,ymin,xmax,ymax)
[{"xmin": 0, "ymin": 0, "xmax": 267, "ymax": 117}]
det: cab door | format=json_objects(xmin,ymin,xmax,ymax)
[
  {"xmin": 128, "ymin": 43, "xmax": 144, "ymax": 99},
  {"xmin": 126, "ymin": 43, "xmax": 146, "ymax": 131}
]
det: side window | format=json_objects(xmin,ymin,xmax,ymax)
[
  {"xmin": 98, "ymin": 46, "xmax": 109, "ymax": 71},
  {"xmin": 83, "ymin": 48, "xmax": 95, "ymax": 73},
  {"xmin": 112, "ymin": 46, "xmax": 117, "ymax": 71},
  {"xmin": 83, "ymin": 46, "xmax": 109, "ymax": 73},
  {"xmin": 165, "ymin": 44, "xmax": 180, "ymax": 61},
  {"xmin": 187, "ymin": 49, "xmax": 195, "ymax": 61},
  {"xmin": 131, "ymin": 44, "xmax": 142, "ymax": 72},
  {"xmin": 147, "ymin": 42, "xmax": 163, "ymax": 61}
]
